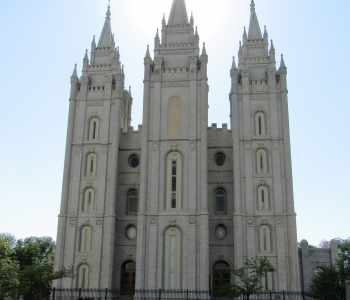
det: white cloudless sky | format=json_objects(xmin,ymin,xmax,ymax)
[{"xmin": 0, "ymin": 0, "xmax": 349, "ymax": 246}]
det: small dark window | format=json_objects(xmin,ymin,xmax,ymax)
[
  {"xmin": 215, "ymin": 152, "xmax": 226, "ymax": 166},
  {"xmin": 215, "ymin": 188, "xmax": 226, "ymax": 214},
  {"xmin": 127, "ymin": 189, "xmax": 138, "ymax": 214},
  {"xmin": 128, "ymin": 154, "xmax": 140, "ymax": 168}
]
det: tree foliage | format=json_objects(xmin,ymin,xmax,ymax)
[
  {"xmin": 311, "ymin": 239, "xmax": 350, "ymax": 300},
  {"xmin": 0, "ymin": 234, "xmax": 19, "ymax": 299},
  {"xmin": 231, "ymin": 257, "xmax": 275, "ymax": 296},
  {"xmin": 0, "ymin": 234, "xmax": 65, "ymax": 300}
]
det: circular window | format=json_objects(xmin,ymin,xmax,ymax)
[
  {"xmin": 215, "ymin": 152, "xmax": 226, "ymax": 166},
  {"xmin": 215, "ymin": 225, "xmax": 227, "ymax": 240},
  {"xmin": 128, "ymin": 154, "xmax": 140, "ymax": 168},
  {"xmin": 125, "ymin": 225, "xmax": 137, "ymax": 240}
]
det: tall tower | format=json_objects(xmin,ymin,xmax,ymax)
[
  {"xmin": 229, "ymin": 0, "xmax": 300, "ymax": 290},
  {"xmin": 54, "ymin": 5, "xmax": 132, "ymax": 289},
  {"xmin": 135, "ymin": 0, "xmax": 210, "ymax": 290}
]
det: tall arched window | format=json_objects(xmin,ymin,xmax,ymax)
[
  {"xmin": 213, "ymin": 261, "xmax": 231, "ymax": 295},
  {"xmin": 82, "ymin": 188, "xmax": 95, "ymax": 213},
  {"xmin": 77, "ymin": 264, "xmax": 89, "ymax": 289},
  {"xmin": 120, "ymin": 261, "xmax": 136, "ymax": 295},
  {"xmin": 256, "ymin": 149, "xmax": 268, "ymax": 174},
  {"xmin": 257, "ymin": 185, "xmax": 270, "ymax": 211},
  {"xmin": 86, "ymin": 153, "xmax": 97, "ymax": 177},
  {"xmin": 127, "ymin": 189, "xmax": 138, "ymax": 215},
  {"xmin": 215, "ymin": 188, "xmax": 227, "ymax": 214},
  {"xmin": 164, "ymin": 227, "xmax": 182, "ymax": 290},
  {"xmin": 166, "ymin": 152, "xmax": 182, "ymax": 210},
  {"xmin": 80, "ymin": 226, "xmax": 92, "ymax": 253},
  {"xmin": 255, "ymin": 112, "xmax": 267, "ymax": 137},
  {"xmin": 88, "ymin": 117, "xmax": 99, "ymax": 141},
  {"xmin": 259, "ymin": 225, "xmax": 272, "ymax": 253}
]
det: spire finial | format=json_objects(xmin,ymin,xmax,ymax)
[
  {"xmin": 71, "ymin": 63, "xmax": 78, "ymax": 79},
  {"xmin": 243, "ymin": 26, "xmax": 248, "ymax": 43},
  {"xmin": 107, "ymin": 0, "xmax": 111, "ymax": 19},
  {"xmin": 145, "ymin": 44, "xmax": 151, "ymax": 58},
  {"xmin": 232, "ymin": 56, "xmax": 237, "ymax": 70},
  {"xmin": 248, "ymin": 0, "xmax": 262, "ymax": 40},
  {"xmin": 201, "ymin": 42, "xmax": 207, "ymax": 56},
  {"xmin": 279, "ymin": 54, "xmax": 287, "ymax": 71},
  {"xmin": 98, "ymin": 0, "xmax": 114, "ymax": 47},
  {"xmin": 251, "ymin": 0, "xmax": 255, "ymax": 12}
]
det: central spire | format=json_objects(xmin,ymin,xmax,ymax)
[
  {"xmin": 168, "ymin": 0, "xmax": 189, "ymax": 26},
  {"xmin": 98, "ymin": 3, "xmax": 114, "ymax": 47},
  {"xmin": 248, "ymin": 0, "xmax": 263, "ymax": 40}
]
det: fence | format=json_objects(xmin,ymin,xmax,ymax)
[{"xmin": 50, "ymin": 289, "xmax": 316, "ymax": 300}]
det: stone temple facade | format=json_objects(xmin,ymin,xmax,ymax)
[{"xmin": 54, "ymin": 0, "xmax": 300, "ymax": 292}]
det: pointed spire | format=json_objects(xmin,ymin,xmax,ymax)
[
  {"xmin": 243, "ymin": 27, "xmax": 248, "ymax": 44},
  {"xmin": 279, "ymin": 54, "xmax": 287, "ymax": 72},
  {"xmin": 146, "ymin": 45, "xmax": 151, "ymax": 58},
  {"xmin": 190, "ymin": 12, "xmax": 194, "ymax": 26},
  {"xmin": 71, "ymin": 64, "xmax": 78, "ymax": 80},
  {"xmin": 248, "ymin": 0, "xmax": 263, "ymax": 40},
  {"xmin": 269, "ymin": 40, "xmax": 276, "ymax": 62},
  {"xmin": 231, "ymin": 56, "xmax": 237, "ymax": 70},
  {"xmin": 263, "ymin": 25, "xmax": 268, "ymax": 41},
  {"xmin": 162, "ymin": 14, "xmax": 166, "ymax": 28},
  {"xmin": 91, "ymin": 35, "xmax": 96, "ymax": 49},
  {"xmin": 83, "ymin": 49, "xmax": 89, "ymax": 73},
  {"xmin": 129, "ymin": 85, "xmax": 132, "ymax": 97},
  {"xmin": 155, "ymin": 28, "xmax": 160, "ymax": 48},
  {"xmin": 98, "ymin": 2, "xmax": 114, "ymax": 47},
  {"xmin": 201, "ymin": 42, "xmax": 207, "ymax": 56},
  {"xmin": 168, "ymin": 0, "xmax": 189, "ymax": 26}
]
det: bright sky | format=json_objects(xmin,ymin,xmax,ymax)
[{"xmin": 0, "ymin": 0, "xmax": 349, "ymax": 246}]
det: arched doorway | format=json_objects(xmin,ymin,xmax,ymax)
[
  {"xmin": 120, "ymin": 261, "xmax": 136, "ymax": 295},
  {"xmin": 212, "ymin": 261, "xmax": 231, "ymax": 295}
]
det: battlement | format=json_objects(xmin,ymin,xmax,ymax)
[{"xmin": 208, "ymin": 123, "xmax": 231, "ymax": 130}]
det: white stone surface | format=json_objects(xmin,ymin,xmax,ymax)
[{"xmin": 54, "ymin": 0, "xmax": 300, "ymax": 291}]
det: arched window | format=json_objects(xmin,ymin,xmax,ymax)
[
  {"xmin": 255, "ymin": 112, "xmax": 267, "ymax": 137},
  {"xmin": 215, "ymin": 188, "xmax": 227, "ymax": 214},
  {"xmin": 82, "ymin": 188, "xmax": 95, "ymax": 213},
  {"xmin": 88, "ymin": 117, "xmax": 99, "ymax": 141},
  {"xmin": 127, "ymin": 189, "xmax": 138, "ymax": 215},
  {"xmin": 256, "ymin": 149, "xmax": 268, "ymax": 174},
  {"xmin": 86, "ymin": 153, "xmax": 97, "ymax": 177},
  {"xmin": 80, "ymin": 226, "xmax": 92, "ymax": 253},
  {"xmin": 213, "ymin": 261, "xmax": 231, "ymax": 295},
  {"xmin": 77, "ymin": 264, "xmax": 89, "ymax": 289},
  {"xmin": 120, "ymin": 261, "xmax": 136, "ymax": 295},
  {"xmin": 164, "ymin": 227, "xmax": 182, "ymax": 290},
  {"xmin": 257, "ymin": 185, "xmax": 270, "ymax": 211},
  {"xmin": 166, "ymin": 152, "xmax": 182, "ymax": 210},
  {"xmin": 259, "ymin": 225, "xmax": 272, "ymax": 253}
]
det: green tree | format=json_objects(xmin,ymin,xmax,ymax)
[
  {"xmin": 231, "ymin": 257, "xmax": 275, "ymax": 297},
  {"xmin": 0, "ymin": 234, "xmax": 19, "ymax": 299},
  {"xmin": 311, "ymin": 266, "xmax": 344, "ymax": 300},
  {"xmin": 311, "ymin": 239, "xmax": 350, "ymax": 300},
  {"xmin": 14, "ymin": 237, "xmax": 61, "ymax": 300}
]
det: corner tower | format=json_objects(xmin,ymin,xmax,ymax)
[
  {"xmin": 54, "ymin": 5, "xmax": 132, "ymax": 289},
  {"xmin": 136, "ymin": 0, "xmax": 210, "ymax": 290},
  {"xmin": 230, "ymin": 0, "xmax": 300, "ymax": 290}
]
